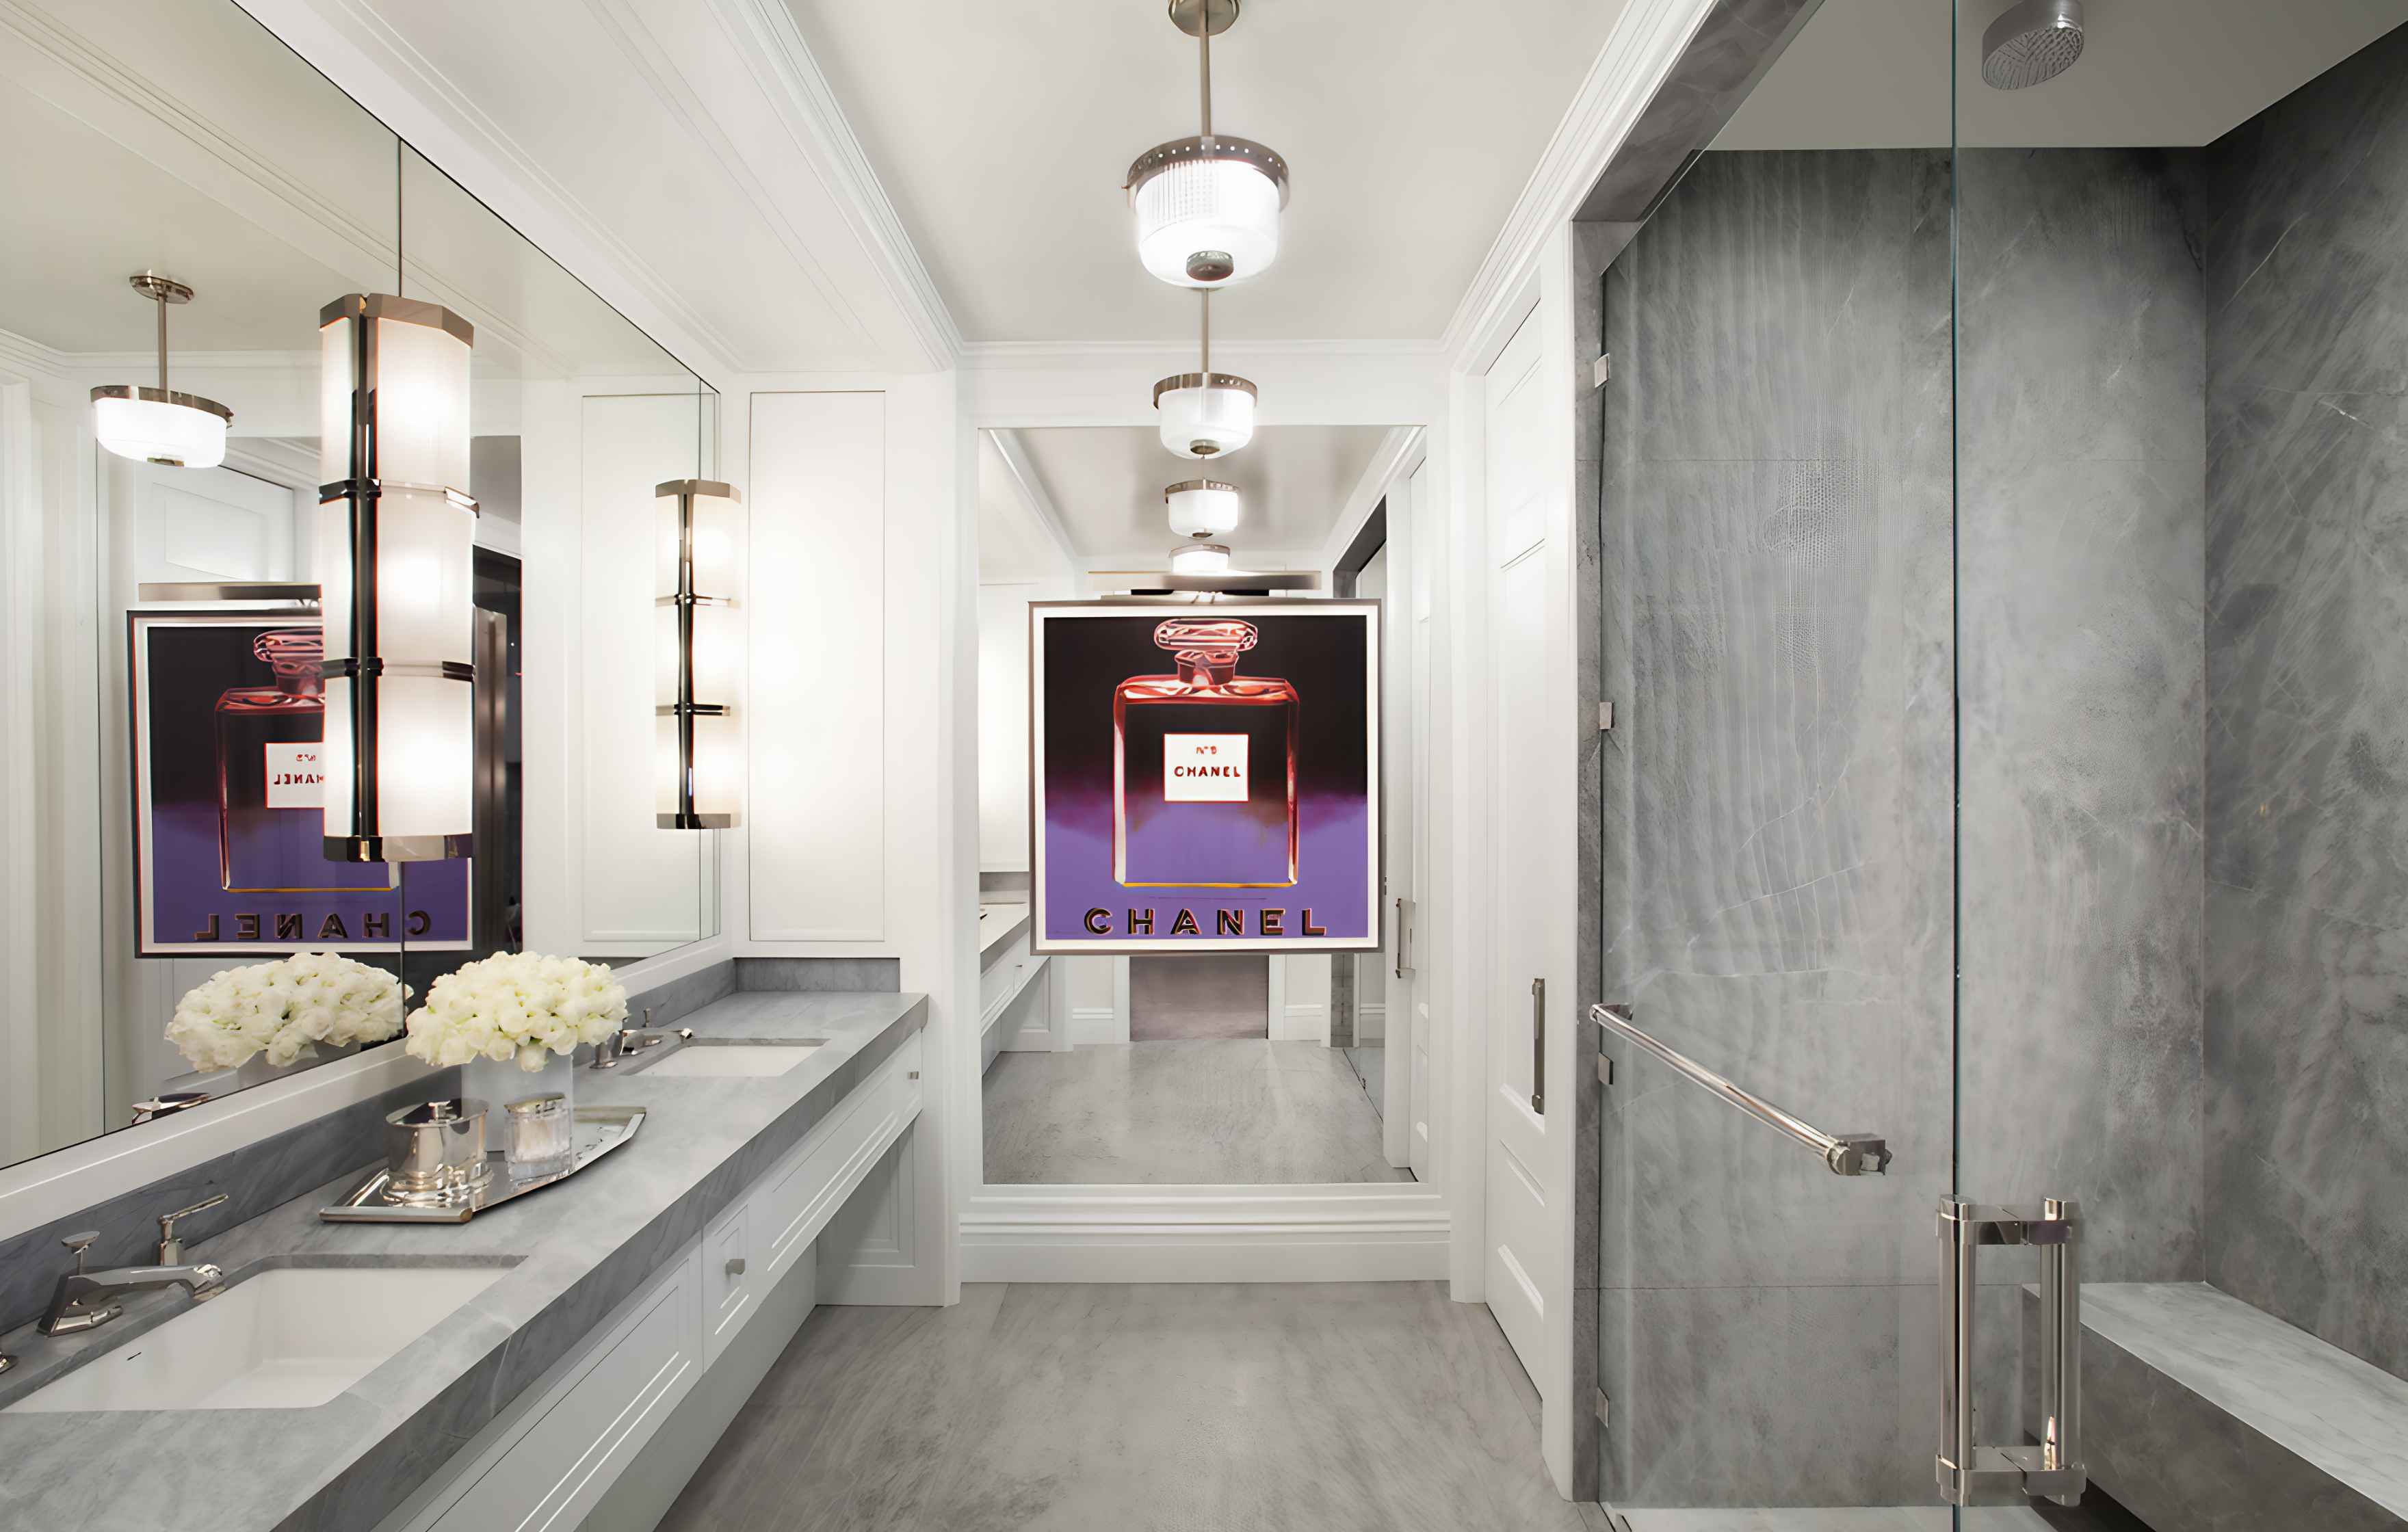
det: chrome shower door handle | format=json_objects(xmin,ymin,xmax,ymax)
[
  {"xmin": 1393, "ymin": 897, "xmax": 1414, "ymax": 978},
  {"xmin": 1936, "ymin": 1196, "xmax": 2085, "ymax": 1508},
  {"xmin": 1530, "ymin": 977, "xmax": 1545, "ymax": 1113}
]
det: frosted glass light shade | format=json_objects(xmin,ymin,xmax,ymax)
[
  {"xmin": 317, "ymin": 296, "xmax": 472, "ymax": 489},
  {"xmin": 92, "ymin": 388, "xmax": 230, "ymax": 468},
  {"xmin": 1155, "ymin": 373, "xmax": 1257, "ymax": 459},
  {"xmin": 1165, "ymin": 479, "xmax": 1242, "ymax": 538},
  {"xmin": 1129, "ymin": 140, "xmax": 1287, "ymax": 287},
  {"xmin": 317, "ymin": 293, "xmax": 477, "ymax": 862},
  {"xmin": 1169, "ymin": 542, "xmax": 1231, "ymax": 574}
]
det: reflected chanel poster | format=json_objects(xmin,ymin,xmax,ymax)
[
  {"xmin": 1030, "ymin": 600, "xmax": 1379, "ymax": 954},
  {"xmin": 129, "ymin": 611, "xmax": 470, "ymax": 956}
]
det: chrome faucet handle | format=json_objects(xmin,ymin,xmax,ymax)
[
  {"xmin": 60, "ymin": 1231, "xmax": 100, "ymax": 1272},
  {"xmin": 158, "ymin": 1193, "xmax": 228, "ymax": 1265}
]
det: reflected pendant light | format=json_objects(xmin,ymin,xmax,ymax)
[
  {"xmin": 1125, "ymin": 0, "xmax": 1290, "ymax": 287},
  {"xmin": 1166, "ymin": 478, "xmax": 1242, "ymax": 538},
  {"xmin": 315, "ymin": 292, "xmax": 477, "ymax": 862},
  {"xmin": 1168, "ymin": 541, "xmax": 1231, "ymax": 574},
  {"xmin": 1154, "ymin": 290, "xmax": 1257, "ymax": 459},
  {"xmin": 92, "ymin": 273, "xmax": 232, "ymax": 468},
  {"xmin": 655, "ymin": 478, "xmax": 742, "ymax": 828}
]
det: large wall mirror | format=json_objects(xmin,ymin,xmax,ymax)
[{"xmin": 0, "ymin": 0, "xmax": 722, "ymax": 1172}]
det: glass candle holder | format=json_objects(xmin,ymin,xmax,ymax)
[{"xmin": 503, "ymin": 1091, "xmax": 575, "ymax": 1176}]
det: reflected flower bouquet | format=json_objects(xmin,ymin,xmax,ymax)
[
  {"xmin": 404, "ymin": 952, "xmax": 628, "ymax": 1072},
  {"xmin": 166, "ymin": 951, "xmax": 410, "ymax": 1073}
]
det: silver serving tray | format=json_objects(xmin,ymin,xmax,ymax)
[{"xmin": 322, "ymin": 1105, "xmax": 646, "ymax": 1223}]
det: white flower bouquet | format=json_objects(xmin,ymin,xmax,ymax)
[
  {"xmin": 404, "ymin": 951, "xmax": 629, "ymax": 1072},
  {"xmin": 166, "ymin": 951, "xmax": 410, "ymax": 1074}
]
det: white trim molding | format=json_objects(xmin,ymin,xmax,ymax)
[
  {"xmin": 1440, "ymin": 0, "xmax": 1715, "ymax": 369},
  {"xmin": 963, "ymin": 1184, "xmax": 1448, "ymax": 1283}
]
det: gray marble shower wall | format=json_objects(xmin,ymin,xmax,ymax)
[{"xmin": 1587, "ymin": 24, "xmax": 2408, "ymax": 1498}]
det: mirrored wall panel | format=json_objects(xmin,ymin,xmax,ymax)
[{"xmin": 0, "ymin": 0, "xmax": 720, "ymax": 1172}]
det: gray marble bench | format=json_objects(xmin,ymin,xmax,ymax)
[{"xmin": 2022, "ymin": 1282, "xmax": 2408, "ymax": 1531}]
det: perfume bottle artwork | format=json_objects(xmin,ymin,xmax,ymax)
[
  {"xmin": 1114, "ymin": 616, "xmax": 1298, "ymax": 888},
  {"xmin": 214, "ymin": 628, "xmax": 393, "ymax": 894}
]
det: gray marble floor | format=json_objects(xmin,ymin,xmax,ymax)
[
  {"xmin": 657, "ymin": 1282, "xmax": 1586, "ymax": 1532},
  {"xmin": 983, "ymin": 1040, "xmax": 1409, "ymax": 1184}
]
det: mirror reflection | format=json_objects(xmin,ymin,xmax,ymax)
[
  {"xmin": 1, "ymin": 1, "xmax": 720, "ymax": 1172},
  {"xmin": 974, "ymin": 423, "xmax": 1424, "ymax": 1186}
]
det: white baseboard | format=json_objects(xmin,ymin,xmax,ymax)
[
  {"xmin": 961, "ymin": 1183, "xmax": 1447, "ymax": 1282},
  {"xmin": 1068, "ymin": 1005, "xmax": 1120, "ymax": 1046}
]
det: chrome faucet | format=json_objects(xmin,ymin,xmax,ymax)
[
  {"xmin": 590, "ymin": 1008, "xmax": 693, "ymax": 1069},
  {"xmin": 157, "ymin": 1193, "xmax": 227, "ymax": 1264},
  {"xmin": 39, "ymin": 1229, "xmax": 224, "ymax": 1337}
]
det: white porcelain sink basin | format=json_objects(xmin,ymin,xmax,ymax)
[
  {"xmin": 640, "ymin": 1042, "xmax": 822, "ymax": 1079},
  {"xmin": 6, "ymin": 1265, "xmax": 505, "ymax": 1413}
]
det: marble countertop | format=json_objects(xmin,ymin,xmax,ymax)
[
  {"xmin": 0, "ymin": 990, "xmax": 926, "ymax": 1532},
  {"xmin": 978, "ymin": 901, "xmax": 1030, "ymax": 966}
]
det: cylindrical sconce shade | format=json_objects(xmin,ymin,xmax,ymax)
[
  {"xmin": 1165, "ymin": 479, "xmax": 1242, "ymax": 538},
  {"xmin": 317, "ymin": 293, "xmax": 477, "ymax": 863},
  {"xmin": 1154, "ymin": 373, "xmax": 1257, "ymax": 459},
  {"xmin": 655, "ymin": 479, "xmax": 742, "ymax": 829}
]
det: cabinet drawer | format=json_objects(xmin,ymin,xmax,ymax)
[
  {"xmin": 757, "ymin": 1027, "xmax": 924, "ymax": 1286},
  {"xmin": 700, "ymin": 1198, "xmax": 755, "ymax": 1369},
  {"xmin": 428, "ymin": 1244, "xmax": 702, "ymax": 1532},
  {"xmin": 978, "ymin": 929, "xmax": 1031, "ymax": 1012}
]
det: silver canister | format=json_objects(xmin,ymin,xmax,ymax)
[{"xmin": 384, "ymin": 1098, "xmax": 492, "ymax": 1203}]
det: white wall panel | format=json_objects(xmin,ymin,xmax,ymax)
[{"xmin": 746, "ymin": 391, "xmax": 887, "ymax": 941}]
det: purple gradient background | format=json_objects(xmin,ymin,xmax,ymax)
[
  {"xmin": 1036, "ymin": 606, "xmax": 1375, "ymax": 948},
  {"xmin": 136, "ymin": 615, "xmax": 469, "ymax": 955}
]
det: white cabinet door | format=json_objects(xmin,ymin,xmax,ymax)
[{"xmin": 700, "ymin": 1198, "xmax": 756, "ymax": 1370}]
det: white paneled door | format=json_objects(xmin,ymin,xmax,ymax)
[{"xmin": 1480, "ymin": 309, "xmax": 1564, "ymax": 1400}]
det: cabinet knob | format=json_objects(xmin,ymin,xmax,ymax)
[{"xmin": 724, "ymin": 1256, "xmax": 747, "ymax": 1278}]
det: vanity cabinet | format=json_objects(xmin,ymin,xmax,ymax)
[{"xmin": 378, "ymin": 1027, "xmax": 924, "ymax": 1532}]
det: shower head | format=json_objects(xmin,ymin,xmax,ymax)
[{"xmin": 1981, "ymin": 0, "xmax": 2085, "ymax": 90}]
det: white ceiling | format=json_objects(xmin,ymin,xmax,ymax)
[
  {"xmin": 0, "ymin": 0, "xmax": 688, "ymax": 380},
  {"xmin": 785, "ymin": 0, "xmax": 1634, "ymax": 343},
  {"xmin": 1718, "ymin": 0, "xmax": 2408, "ymax": 149},
  {"xmin": 993, "ymin": 424, "xmax": 1392, "ymax": 562}
]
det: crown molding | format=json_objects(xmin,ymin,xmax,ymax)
[
  {"xmin": 983, "ymin": 427, "xmax": 1080, "ymax": 572},
  {"xmin": 703, "ymin": 0, "xmax": 965, "ymax": 369},
  {"xmin": 4, "ymin": 0, "xmax": 575, "ymax": 379},
  {"xmin": 235, "ymin": 0, "xmax": 746, "ymax": 387},
  {"xmin": 0, "ymin": 326, "xmax": 74, "ymax": 380},
  {"xmin": 1439, "ymin": 0, "xmax": 1715, "ymax": 367},
  {"xmin": 964, "ymin": 338, "xmax": 1447, "ymax": 370}
]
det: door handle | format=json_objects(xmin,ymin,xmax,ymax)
[
  {"xmin": 1530, "ymin": 977, "xmax": 1545, "ymax": 1113},
  {"xmin": 1937, "ymin": 1196, "xmax": 2084, "ymax": 1507},
  {"xmin": 1394, "ymin": 897, "xmax": 1414, "ymax": 977}
]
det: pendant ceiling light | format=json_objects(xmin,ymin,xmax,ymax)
[
  {"xmin": 1168, "ymin": 541, "xmax": 1231, "ymax": 574},
  {"xmin": 1166, "ymin": 478, "xmax": 1242, "ymax": 539},
  {"xmin": 316, "ymin": 291, "xmax": 477, "ymax": 863},
  {"xmin": 92, "ymin": 273, "xmax": 231, "ymax": 468},
  {"xmin": 655, "ymin": 477, "xmax": 742, "ymax": 830},
  {"xmin": 1126, "ymin": 0, "xmax": 1289, "ymax": 288},
  {"xmin": 1154, "ymin": 290, "xmax": 1256, "ymax": 459}
]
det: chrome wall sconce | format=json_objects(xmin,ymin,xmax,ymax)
[
  {"xmin": 315, "ymin": 292, "xmax": 477, "ymax": 863},
  {"xmin": 92, "ymin": 273, "xmax": 232, "ymax": 468},
  {"xmin": 655, "ymin": 478, "xmax": 742, "ymax": 829}
]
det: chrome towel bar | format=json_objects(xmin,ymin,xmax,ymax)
[{"xmin": 1590, "ymin": 1003, "xmax": 1890, "ymax": 1176}]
